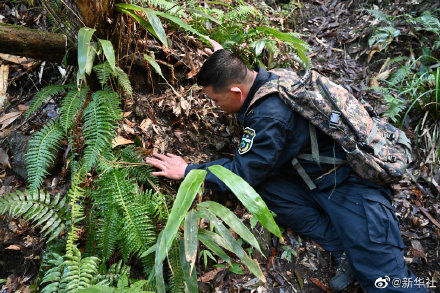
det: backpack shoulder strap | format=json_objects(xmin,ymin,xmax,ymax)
[{"xmin": 244, "ymin": 68, "xmax": 308, "ymax": 116}]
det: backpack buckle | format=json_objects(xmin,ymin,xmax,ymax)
[
  {"xmin": 387, "ymin": 155, "xmax": 397, "ymax": 163},
  {"xmin": 329, "ymin": 111, "xmax": 341, "ymax": 129},
  {"xmin": 386, "ymin": 132, "xmax": 395, "ymax": 141}
]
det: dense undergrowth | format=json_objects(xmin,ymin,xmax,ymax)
[
  {"xmin": 367, "ymin": 8, "xmax": 440, "ymax": 172},
  {"xmin": 1, "ymin": 0, "xmax": 306, "ymax": 291},
  {"xmin": 1, "ymin": 0, "xmax": 440, "ymax": 292}
]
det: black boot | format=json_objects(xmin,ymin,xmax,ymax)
[{"xmin": 329, "ymin": 251, "xmax": 356, "ymax": 292}]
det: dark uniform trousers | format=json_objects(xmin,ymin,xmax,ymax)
[
  {"xmin": 259, "ymin": 175, "xmax": 426, "ymax": 292},
  {"xmin": 186, "ymin": 67, "xmax": 427, "ymax": 292}
]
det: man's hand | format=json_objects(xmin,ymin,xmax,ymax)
[
  {"xmin": 204, "ymin": 37, "xmax": 224, "ymax": 56},
  {"xmin": 145, "ymin": 153, "xmax": 188, "ymax": 180}
]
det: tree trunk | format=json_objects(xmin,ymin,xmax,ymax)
[{"xmin": 0, "ymin": 24, "xmax": 77, "ymax": 65}]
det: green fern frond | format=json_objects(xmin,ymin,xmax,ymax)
[
  {"xmin": 138, "ymin": 188, "xmax": 167, "ymax": 222},
  {"xmin": 93, "ymin": 62, "xmax": 113, "ymax": 87},
  {"xmin": 60, "ymin": 87, "xmax": 88, "ymax": 134},
  {"xmin": 63, "ymin": 246, "xmax": 100, "ymax": 291},
  {"xmin": 94, "ymin": 168, "xmax": 157, "ymax": 258},
  {"xmin": 96, "ymin": 206, "xmax": 122, "ymax": 261},
  {"xmin": 26, "ymin": 85, "xmax": 66, "ymax": 119},
  {"xmin": 25, "ymin": 119, "xmax": 64, "ymax": 191},
  {"xmin": 41, "ymin": 252, "xmax": 65, "ymax": 293},
  {"xmin": 114, "ymin": 67, "xmax": 133, "ymax": 96},
  {"xmin": 383, "ymin": 94, "xmax": 407, "ymax": 122},
  {"xmin": 66, "ymin": 168, "xmax": 86, "ymax": 256},
  {"xmin": 167, "ymin": 240, "xmax": 185, "ymax": 293},
  {"xmin": 94, "ymin": 260, "xmax": 131, "ymax": 287},
  {"xmin": 224, "ymin": 5, "xmax": 260, "ymax": 21},
  {"xmin": 82, "ymin": 94, "xmax": 118, "ymax": 173},
  {"xmin": 93, "ymin": 90, "xmax": 122, "ymax": 120},
  {"xmin": 0, "ymin": 190, "xmax": 68, "ymax": 242},
  {"xmin": 144, "ymin": 0, "xmax": 184, "ymax": 16},
  {"xmin": 96, "ymin": 168, "xmax": 157, "ymax": 258},
  {"xmin": 366, "ymin": 9, "xmax": 393, "ymax": 24},
  {"xmin": 121, "ymin": 202, "xmax": 157, "ymax": 258},
  {"xmin": 118, "ymin": 146, "xmax": 158, "ymax": 186},
  {"xmin": 93, "ymin": 62, "xmax": 132, "ymax": 95}
]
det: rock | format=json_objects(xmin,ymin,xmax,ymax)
[{"xmin": 6, "ymin": 132, "xmax": 30, "ymax": 180}]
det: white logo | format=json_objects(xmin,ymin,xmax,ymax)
[{"xmin": 375, "ymin": 276, "xmax": 391, "ymax": 289}]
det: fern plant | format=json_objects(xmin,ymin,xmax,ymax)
[
  {"xmin": 26, "ymin": 85, "xmax": 66, "ymax": 119},
  {"xmin": 0, "ymin": 190, "xmax": 68, "ymax": 242},
  {"xmin": 150, "ymin": 165, "xmax": 284, "ymax": 292},
  {"xmin": 25, "ymin": 119, "xmax": 64, "ymax": 192},
  {"xmin": 40, "ymin": 247, "xmax": 100, "ymax": 293}
]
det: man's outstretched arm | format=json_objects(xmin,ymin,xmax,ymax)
[{"xmin": 146, "ymin": 115, "xmax": 306, "ymax": 192}]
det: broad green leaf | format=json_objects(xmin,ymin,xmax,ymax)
[
  {"xmin": 144, "ymin": 54, "xmax": 164, "ymax": 78},
  {"xmin": 184, "ymin": 209, "xmax": 198, "ymax": 273},
  {"xmin": 154, "ymin": 11, "xmax": 209, "ymax": 43},
  {"xmin": 154, "ymin": 231, "xmax": 166, "ymax": 293},
  {"xmin": 229, "ymin": 263, "xmax": 244, "ymax": 274},
  {"xmin": 77, "ymin": 27, "xmax": 96, "ymax": 82},
  {"xmin": 85, "ymin": 43, "xmax": 97, "ymax": 76},
  {"xmin": 257, "ymin": 26, "xmax": 308, "ymax": 47},
  {"xmin": 140, "ymin": 244, "xmax": 155, "ymax": 258},
  {"xmin": 186, "ymin": 8, "xmax": 222, "ymax": 25},
  {"xmin": 116, "ymin": 4, "xmax": 168, "ymax": 48},
  {"xmin": 198, "ymin": 229, "xmax": 231, "ymax": 264},
  {"xmin": 208, "ymin": 165, "xmax": 282, "ymax": 239},
  {"xmin": 198, "ymin": 207, "xmax": 265, "ymax": 281},
  {"xmin": 144, "ymin": 10, "xmax": 168, "ymax": 49},
  {"xmin": 179, "ymin": 240, "xmax": 198, "ymax": 293},
  {"xmin": 252, "ymin": 40, "xmax": 266, "ymax": 57},
  {"xmin": 116, "ymin": 8, "xmax": 159, "ymax": 42},
  {"xmin": 198, "ymin": 201, "xmax": 262, "ymax": 254},
  {"xmin": 154, "ymin": 169, "xmax": 206, "ymax": 279},
  {"xmin": 98, "ymin": 39, "xmax": 116, "ymax": 72}
]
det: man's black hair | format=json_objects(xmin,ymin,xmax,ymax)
[{"xmin": 196, "ymin": 49, "xmax": 252, "ymax": 92}]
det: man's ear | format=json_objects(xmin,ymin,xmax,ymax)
[{"xmin": 230, "ymin": 86, "xmax": 242, "ymax": 96}]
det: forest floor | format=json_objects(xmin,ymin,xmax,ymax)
[{"xmin": 1, "ymin": 0, "xmax": 440, "ymax": 292}]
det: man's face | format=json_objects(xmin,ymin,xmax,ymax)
[{"xmin": 203, "ymin": 85, "xmax": 242, "ymax": 113}]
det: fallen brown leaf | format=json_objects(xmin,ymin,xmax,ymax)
[
  {"xmin": 0, "ymin": 111, "xmax": 22, "ymax": 130},
  {"xmin": 310, "ymin": 277, "xmax": 332, "ymax": 292},
  {"xmin": 0, "ymin": 53, "xmax": 34, "ymax": 67},
  {"xmin": 112, "ymin": 136, "xmax": 134, "ymax": 147},
  {"xmin": 17, "ymin": 104, "xmax": 29, "ymax": 111},
  {"xmin": 0, "ymin": 147, "xmax": 11, "ymax": 168},
  {"xmin": 6, "ymin": 244, "xmax": 22, "ymax": 250},
  {"xmin": 198, "ymin": 267, "xmax": 225, "ymax": 283}
]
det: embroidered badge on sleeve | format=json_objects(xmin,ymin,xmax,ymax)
[{"xmin": 238, "ymin": 127, "xmax": 256, "ymax": 155}]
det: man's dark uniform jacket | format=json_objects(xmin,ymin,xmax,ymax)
[{"xmin": 185, "ymin": 68, "xmax": 425, "ymax": 292}]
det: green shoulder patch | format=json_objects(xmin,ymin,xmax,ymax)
[{"xmin": 238, "ymin": 127, "xmax": 256, "ymax": 155}]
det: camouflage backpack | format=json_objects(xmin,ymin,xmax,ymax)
[{"xmin": 246, "ymin": 68, "xmax": 412, "ymax": 189}]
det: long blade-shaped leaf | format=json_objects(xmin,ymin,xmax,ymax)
[
  {"xmin": 144, "ymin": 10, "xmax": 168, "ymax": 49},
  {"xmin": 98, "ymin": 39, "xmax": 116, "ymax": 72},
  {"xmin": 198, "ymin": 201, "xmax": 262, "ymax": 254},
  {"xmin": 154, "ymin": 169, "xmax": 206, "ymax": 277},
  {"xmin": 184, "ymin": 209, "xmax": 198, "ymax": 274},
  {"xmin": 154, "ymin": 231, "xmax": 166, "ymax": 293},
  {"xmin": 154, "ymin": 11, "xmax": 209, "ymax": 43},
  {"xmin": 198, "ymin": 207, "xmax": 265, "ymax": 281},
  {"xmin": 179, "ymin": 240, "xmax": 198, "ymax": 293},
  {"xmin": 198, "ymin": 229, "xmax": 231, "ymax": 264},
  {"xmin": 116, "ymin": 4, "xmax": 168, "ymax": 48},
  {"xmin": 117, "ymin": 8, "xmax": 159, "ymax": 41},
  {"xmin": 256, "ymin": 26, "xmax": 309, "ymax": 47},
  {"xmin": 208, "ymin": 165, "xmax": 282, "ymax": 239},
  {"xmin": 144, "ymin": 54, "xmax": 164, "ymax": 79},
  {"xmin": 77, "ymin": 27, "xmax": 96, "ymax": 82}
]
